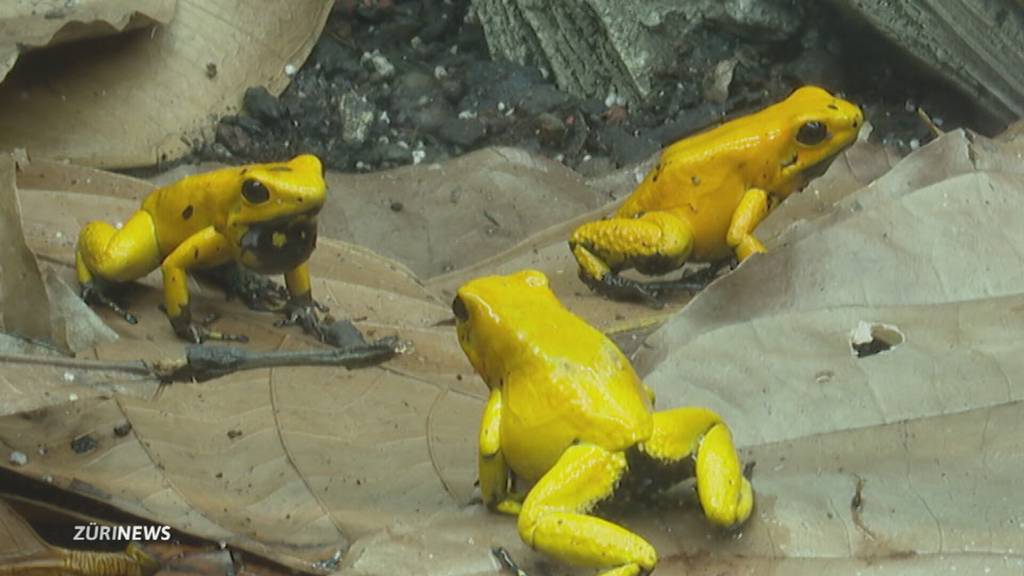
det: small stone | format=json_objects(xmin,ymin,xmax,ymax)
[
  {"xmin": 441, "ymin": 79, "xmax": 465, "ymax": 103},
  {"xmin": 361, "ymin": 50, "xmax": 395, "ymax": 81},
  {"xmin": 243, "ymin": 86, "xmax": 283, "ymax": 123},
  {"xmin": 703, "ymin": 59, "xmax": 738, "ymax": 105},
  {"xmin": 390, "ymin": 201, "xmax": 404, "ymax": 212},
  {"xmin": 113, "ymin": 422, "xmax": 133, "ymax": 437},
  {"xmin": 70, "ymin": 435, "xmax": 97, "ymax": 454},
  {"xmin": 216, "ymin": 123, "xmax": 251, "ymax": 155},
  {"xmin": 9, "ymin": 451, "xmax": 28, "ymax": 466},
  {"xmin": 519, "ymin": 84, "xmax": 571, "ymax": 116},
  {"xmin": 338, "ymin": 91, "xmax": 377, "ymax": 145},
  {"xmin": 535, "ymin": 113, "xmax": 566, "ymax": 148},
  {"xmin": 377, "ymin": 143, "xmax": 411, "ymax": 165},
  {"xmin": 577, "ymin": 155, "xmax": 614, "ymax": 178},
  {"xmin": 436, "ymin": 118, "xmax": 487, "ymax": 148}
]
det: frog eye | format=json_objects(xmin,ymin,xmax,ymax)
[
  {"xmin": 242, "ymin": 179, "xmax": 270, "ymax": 204},
  {"xmin": 797, "ymin": 121, "xmax": 829, "ymax": 146},
  {"xmin": 452, "ymin": 296, "xmax": 469, "ymax": 322}
]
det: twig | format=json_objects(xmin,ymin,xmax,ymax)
[
  {"xmin": 492, "ymin": 547, "xmax": 530, "ymax": 576},
  {"xmin": 153, "ymin": 338, "xmax": 406, "ymax": 382},
  {"xmin": 0, "ymin": 339, "xmax": 406, "ymax": 384}
]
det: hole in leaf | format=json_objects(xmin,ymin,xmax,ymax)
[{"xmin": 850, "ymin": 321, "xmax": 904, "ymax": 358}]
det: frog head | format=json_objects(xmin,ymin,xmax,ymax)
[
  {"xmin": 453, "ymin": 269, "xmax": 559, "ymax": 385},
  {"xmin": 227, "ymin": 154, "xmax": 327, "ymax": 274},
  {"xmin": 772, "ymin": 86, "xmax": 863, "ymax": 195}
]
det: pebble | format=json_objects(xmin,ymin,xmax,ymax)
[
  {"xmin": 361, "ymin": 50, "xmax": 395, "ymax": 80},
  {"xmin": 437, "ymin": 118, "xmax": 487, "ymax": 148},
  {"xmin": 535, "ymin": 112, "xmax": 567, "ymax": 148},
  {"xmin": 338, "ymin": 91, "xmax": 378, "ymax": 145},
  {"xmin": 243, "ymin": 86, "xmax": 283, "ymax": 123}
]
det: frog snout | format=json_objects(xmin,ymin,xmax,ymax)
[{"xmin": 852, "ymin": 107, "xmax": 864, "ymax": 130}]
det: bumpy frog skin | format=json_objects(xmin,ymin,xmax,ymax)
[
  {"xmin": 571, "ymin": 85, "xmax": 863, "ymax": 302},
  {"xmin": 455, "ymin": 270, "xmax": 753, "ymax": 576},
  {"xmin": 75, "ymin": 154, "xmax": 326, "ymax": 342}
]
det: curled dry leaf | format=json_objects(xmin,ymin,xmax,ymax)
[
  {"xmin": 0, "ymin": 0, "xmax": 330, "ymax": 168},
  {"xmin": 0, "ymin": 0, "xmax": 175, "ymax": 82},
  {"xmin": 0, "ymin": 153, "xmax": 52, "ymax": 344}
]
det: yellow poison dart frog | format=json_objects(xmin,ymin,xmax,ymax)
[
  {"xmin": 76, "ymin": 154, "xmax": 327, "ymax": 342},
  {"xmin": 571, "ymin": 85, "xmax": 863, "ymax": 303},
  {"xmin": 454, "ymin": 270, "xmax": 753, "ymax": 576}
]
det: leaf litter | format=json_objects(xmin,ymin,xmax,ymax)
[{"xmin": 1, "ymin": 125, "xmax": 1023, "ymax": 575}]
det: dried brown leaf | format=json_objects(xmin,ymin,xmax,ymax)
[
  {"xmin": 0, "ymin": 0, "xmax": 176, "ymax": 82},
  {"xmin": 0, "ymin": 0, "xmax": 331, "ymax": 168}
]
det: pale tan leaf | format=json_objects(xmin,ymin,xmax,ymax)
[
  {"xmin": 0, "ymin": 153, "xmax": 51, "ymax": 343},
  {"xmin": 0, "ymin": 0, "xmax": 175, "ymax": 82},
  {"xmin": 0, "ymin": 0, "xmax": 331, "ymax": 168}
]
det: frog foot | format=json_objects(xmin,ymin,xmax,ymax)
[
  {"xmin": 643, "ymin": 258, "xmax": 733, "ymax": 297},
  {"xmin": 201, "ymin": 264, "xmax": 291, "ymax": 312},
  {"xmin": 170, "ymin": 310, "xmax": 249, "ymax": 344},
  {"xmin": 585, "ymin": 259, "xmax": 733, "ymax": 308},
  {"xmin": 275, "ymin": 298, "xmax": 330, "ymax": 341},
  {"xmin": 582, "ymin": 273, "xmax": 665, "ymax": 309},
  {"xmin": 80, "ymin": 282, "xmax": 138, "ymax": 325}
]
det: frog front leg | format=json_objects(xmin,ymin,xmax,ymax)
[
  {"xmin": 479, "ymin": 388, "xmax": 523, "ymax": 515},
  {"xmin": 273, "ymin": 262, "xmax": 330, "ymax": 340},
  {"xmin": 161, "ymin": 226, "xmax": 246, "ymax": 343},
  {"xmin": 569, "ymin": 211, "xmax": 695, "ymax": 305},
  {"xmin": 637, "ymin": 407, "xmax": 753, "ymax": 528},
  {"xmin": 517, "ymin": 444, "xmax": 657, "ymax": 576},
  {"xmin": 726, "ymin": 188, "xmax": 769, "ymax": 262}
]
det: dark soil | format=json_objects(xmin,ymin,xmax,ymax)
[{"xmin": 197, "ymin": 0, "xmax": 992, "ymax": 177}]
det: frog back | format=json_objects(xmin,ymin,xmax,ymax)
[
  {"xmin": 142, "ymin": 172, "xmax": 237, "ymax": 256},
  {"xmin": 499, "ymin": 327, "xmax": 654, "ymax": 482},
  {"xmin": 616, "ymin": 121, "xmax": 786, "ymax": 260}
]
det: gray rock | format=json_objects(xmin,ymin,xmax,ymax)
[
  {"xmin": 471, "ymin": 0, "xmax": 804, "ymax": 103},
  {"xmin": 535, "ymin": 113, "xmax": 566, "ymax": 149},
  {"xmin": 392, "ymin": 71, "xmax": 452, "ymax": 132},
  {"xmin": 437, "ymin": 118, "xmax": 487, "ymax": 148},
  {"xmin": 338, "ymin": 90, "xmax": 377, "ymax": 146},
  {"xmin": 243, "ymin": 86, "xmax": 283, "ymax": 123},
  {"xmin": 826, "ymin": 0, "xmax": 1024, "ymax": 124}
]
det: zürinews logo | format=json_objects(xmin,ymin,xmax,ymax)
[{"xmin": 73, "ymin": 523, "xmax": 172, "ymax": 542}]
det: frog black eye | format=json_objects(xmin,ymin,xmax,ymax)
[
  {"xmin": 452, "ymin": 296, "xmax": 469, "ymax": 322},
  {"xmin": 242, "ymin": 179, "xmax": 270, "ymax": 204},
  {"xmin": 797, "ymin": 121, "xmax": 829, "ymax": 146}
]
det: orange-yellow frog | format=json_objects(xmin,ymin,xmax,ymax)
[
  {"xmin": 454, "ymin": 270, "xmax": 753, "ymax": 576},
  {"xmin": 75, "ymin": 154, "xmax": 326, "ymax": 342},
  {"xmin": 571, "ymin": 86, "xmax": 863, "ymax": 303}
]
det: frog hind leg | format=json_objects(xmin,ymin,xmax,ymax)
[
  {"xmin": 634, "ymin": 407, "xmax": 753, "ymax": 529},
  {"xmin": 569, "ymin": 211, "xmax": 694, "ymax": 306},
  {"xmin": 76, "ymin": 211, "xmax": 163, "ymax": 324},
  {"xmin": 517, "ymin": 444, "xmax": 657, "ymax": 576}
]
